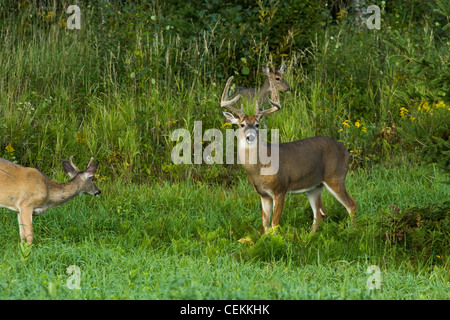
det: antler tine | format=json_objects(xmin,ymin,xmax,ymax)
[
  {"xmin": 255, "ymin": 101, "xmax": 261, "ymax": 114},
  {"xmin": 69, "ymin": 156, "xmax": 81, "ymax": 172},
  {"xmin": 87, "ymin": 157, "xmax": 95, "ymax": 168},
  {"xmin": 221, "ymin": 76, "xmax": 244, "ymax": 117},
  {"xmin": 256, "ymin": 77, "xmax": 281, "ymax": 119}
]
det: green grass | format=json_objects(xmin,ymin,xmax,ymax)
[
  {"xmin": 0, "ymin": 164, "xmax": 448, "ymax": 299},
  {"xmin": 0, "ymin": 2, "xmax": 449, "ymax": 301}
]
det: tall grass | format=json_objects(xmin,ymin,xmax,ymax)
[{"xmin": 1, "ymin": 5, "xmax": 448, "ymax": 182}]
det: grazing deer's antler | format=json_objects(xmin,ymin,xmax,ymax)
[
  {"xmin": 221, "ymin": 76, "xmax": 245, "ymax": 118},
  {"xmin": 69, "ymin": 156, "xmax": 81, "ymax": 172},
  {"xmin": 256, "ymin": 77, "xmax": 281, "ymax": 120},
  {"xmin": 86, "ymin": 157, "xmax": 95, "ymax": 169}
]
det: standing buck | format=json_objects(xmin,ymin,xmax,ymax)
[
  {"xmin": 222, "ymin": 76, "xmax": 357, "ymax": 233},
  {"xmin": 0, "ymin": 157, "xmax": 101, "ymax": 245},
  {"xmin": 233, "ymin": 64, "xmax": 291, "ymax": 108}
]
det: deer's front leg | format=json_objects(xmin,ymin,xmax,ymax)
[
  {"xmin": 18, "ymin": 206, "xmax": 34, "ymax": 245},
  {"xmin": 271, "ymin": 193, "xmax": 286, "ymax": 231},
  {"xmin": 260, "ymin": 196, "xmax": 273, "ymax": 234}
]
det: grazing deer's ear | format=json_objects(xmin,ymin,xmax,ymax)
[
  {"xmin": 62, "ymin": 161, "xmax": 78, "ymax": 178},
  {"xmin": 223, "ymin": 112, "xmax": 239, "ymax": 124},
  {"xmin": 261, "ymin": 66, "xmax": 270, "ymax": 75},
  {"xmin": 83, "ymin": 162, "xmax": 99, "ymax": 178},
  {"xmin": 276, "ymin": 64, "xmax": 286, "ymax": 73}
]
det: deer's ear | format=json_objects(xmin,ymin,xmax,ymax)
[
  {"xmin": 223, "ymin": 112, "xmax": 239, "ymax": 124},
  {"xmin": 83, "ymin": 162, "xmax": 99, "ymax": 178},
  {"xmin": 261, "ymin": 66, "xmax": 270, "ymax": 75},
  {"xmin": 62, "ymin": 161, "xmax": 78, "ymax": 178},
  {"xmin": 276, "ymin": 64, "xmax": 286, "ymax": 73}
]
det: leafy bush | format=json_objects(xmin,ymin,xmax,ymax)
[{"xmin": 381, "ymin": 202, "xmax": 450, "ymax": 262}]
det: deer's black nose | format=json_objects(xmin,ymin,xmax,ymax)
[
  {"xmin": 95, "ymin": 190, "xmax": 101, "ymax": 196},
  {"xmin": 246, "ymin": 135, "xmax": 256, "ymax": 142}
]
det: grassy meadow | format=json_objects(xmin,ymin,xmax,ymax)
[{"xmin": 0, "ymin": 1, "xmax": 449, "ymax": 300}]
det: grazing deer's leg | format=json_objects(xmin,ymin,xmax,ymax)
[
  {"xmin": 323, "ymin": 180, "xmax": 357, "ymax": 224},
  {"xmin": 18, "ymin": 206, "xmax": 34, "ymax": 245},
  {"xmin": 271, "ymin": 193, "xmax": 286, "ymax": 230},
  {"xmin": 260, "ymin": 196, "xmax": 273, "ymax": 234},
  {"xmin": 307, "ymin": 185, "xmax": 326, "ymax": 232}
]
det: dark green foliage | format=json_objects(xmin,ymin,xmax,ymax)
[{"xmin": 381, "ymin": 202, "xmax": 450, "ymax": 261}]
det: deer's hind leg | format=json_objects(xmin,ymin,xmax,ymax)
[
  {"xmin": 323, "ymin": 179, "xmax": 357, "ymax": 225},
  {"xmin": 307, "ymin": 185, "xmax": 326, "ymax": 232}
]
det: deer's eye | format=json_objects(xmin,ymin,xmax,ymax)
[
  {"xmin": 275, "ymin": 77, "xmax": 281, "ymax": 81},
  {"xmin": 240, "ymin": 123, "xmax": 245, "ymax": 128}
]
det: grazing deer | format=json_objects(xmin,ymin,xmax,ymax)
[
  {"xmin": 0, "ymin": 157, "xmax": 101, "ymax": 245},
  {"xmin": 222, "ymin": 76, "xmax": 357, "ymax": 233},
  {"xmin": 233, "ymin": 65, "xmax": 291, "ymax": 108}
]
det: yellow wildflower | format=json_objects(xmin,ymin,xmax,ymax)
[
  {"xmin": 341, "ymin": 120, "xmax": 351, "ymax": 128},
  {"xmin": 420, "ymin": 101, "xmax": 430, "ymax": 112},
  {"xmin": 361, "ymin": 126, "xmax": 367, "ymax": 133},
  {"xmin": 94, "ymin": 173, "xmax": 106, "ymax": 182},
  {"xmin": 433, "ymin": 101, "xmax": 446, "ymax": 109},
  {"xmin": 355, "ymin": 120, "xmax": 361, "ymax": 128},
  {"xmin": 76, "ymin": 132, "xmax": 87, "ymax": 143},
  {"xmin": 44, "ymin": 11, "xmax": 55, "ymax": 22},
  {"xmin": 221, "ymin": 122, "xmax": 232, "ymax": 129},
  {"xmin": 238, "ymin": 237, "xmax": 254, "ymax": 246},
  {"xmin": 336, "ymin": 9, "xmax": 348, "ymax": 20},
  {"xmin": 400, "ymin": 107, "xmax": 409, "ymax": 118},
  {"xmin": 5, "ymin": 143, "xmax": 15, "ymax": 154}
]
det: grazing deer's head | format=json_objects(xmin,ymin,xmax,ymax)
[
  {"xmin": 62, "ymin": 156, "xmax": 101, "ymax": 196},
  {"xmin": 231, "ymin": 64, "xmax": 291, "ymax": 107},
  {"xmin": 262, "ymin": 64, "xmax": 291, "ymax": 93}
]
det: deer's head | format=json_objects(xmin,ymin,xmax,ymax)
[
  {"xmin": 262, "ymin": 64, "xmax": 291, "ymax": 93},
  {"xmin": 222, "ymin": 76, "xmax": 281, "ymax": 146},
  {"xmin": 62, "ymin": 157, "xmax": 101, "ymax": 196}
]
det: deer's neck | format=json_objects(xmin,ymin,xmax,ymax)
[
  {"xmin": 46, "ymin": 178, "xmax": 82, "ymax": 208},
  {"xmin": 255, "ymin": 79, "xmax": 271, "ymax": 105},
  {"xmin": 238, "ymin": 137, "xmax": 280, "ymax": 179},
  {"xmin": 238, "ymin": 138, "xmax": 270, "ymax": 169}
]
